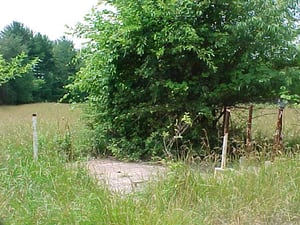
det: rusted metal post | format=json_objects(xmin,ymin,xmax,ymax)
[
  {"xmin": 246, "ymin": 105, "xmax": 253, "ymax": 154},
  {"xmin": 221, "ymin": 108, "xmax": 230, "ymax": 169},
  {"xmin": 273, "ymin": 107, "xmax": 284, "ymax": 155},
  {"xmin": 32, "ymin": 113, "xmax": 38, "ymax": 161},
  {"xmin": 273, "ymin": 99, "xmax": 286, "ymax": 158},
  {"xmin": 221, "ymin": 106, "xmax": 226, "ymax": 137}
]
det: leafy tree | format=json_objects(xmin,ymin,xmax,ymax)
[
  {"xmin": 28, "ymin": 33, "xmax": 55, "ymax": 101},
  {"xmin": 52, "ymin": 37, "xmax": 79, "ymax": 101},
  {"xmin": 278, "ymin": 45, "xmax": 300, "ymax": 102},
  {"xmin": 70, "ymin": 0, "xmax": 299, "ymax": 159},
  {"xmin": 0, "ymin": 52, "xmax": 37, "ymax": 86},
  {"xmin": 0, "ymin": 21, "xmax": 32, "ymax": 59},
  {"xmin": 0, "ymin": 22, "xmax": 38, "ymax": 104},
  {"xmin": 0, "ymin": 21, "xmax": 79, "ymax": 104}
]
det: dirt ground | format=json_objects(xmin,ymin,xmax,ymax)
[{"xmin": 86, "ymin": 159, "xmax": 166, "ymax": 193}]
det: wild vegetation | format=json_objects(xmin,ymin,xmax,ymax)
[
  {"xmin": 1, "ymin": 103, "xmax": 300, "ymax": 224},
  {"xmin": 1, "ymin": 1, "xmax": 300, "ymax": 224},
  {"xmin": 0, "ymin": 1, "xmax": 299, "ymax": 161},
  {"xmin": 0, "ymin": 52, "xmax": 37, "ymax": 86},
  {"xmin": 70, "ymin": 0, "xmax": 300, "ymax": 159}
]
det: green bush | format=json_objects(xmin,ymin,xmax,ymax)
[{"xmin": 70, "ymin": 0, "xmax": 299, "ymax": 159}]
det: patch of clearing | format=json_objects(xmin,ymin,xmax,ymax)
[{"xmin": 87, "ymin": 159, "xmax": 166, "ymax": 193}]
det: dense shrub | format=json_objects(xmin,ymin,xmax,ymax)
[{"xmin": 71, "ymin": 0, "xmax": 299, "ymax": 159}]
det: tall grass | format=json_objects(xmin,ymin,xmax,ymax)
[
  {"xmin": 0, "ymin": 103, "xmax": 300, "ymax": 224},
  {"xmin": 0, "ymin": 103, "xmax": 111, "ymax": 224},
  {"xmin": 141, "ymin": 160, "xmax": 300, "ymax": 224}
]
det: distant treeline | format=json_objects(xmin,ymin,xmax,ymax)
[{"xmin": 0, "ymin": 21, "xmax": 81, "ymax": 104}]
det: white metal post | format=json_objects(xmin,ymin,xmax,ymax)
[
  {"xmin": 215, "ymin": 108, "xmax": 231, "ymax": 176},
  {"xmin": 32, "ymin": 113, "xmax": 38, "ymax": 161},
  {"xmin": 220, "ymin": 132, "xmax": 228, "ymax": 169}
]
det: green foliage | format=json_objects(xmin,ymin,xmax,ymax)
[
  {"xmin": 0, "ymin": 52, "xmax": 37, "ymax": 86},
  {"xmin": 71, "ymin": 0, "xmax": 299, "ymax": 159},
  {"xmin": 0, "ymin": 22, "xmax": 36, "ymax": 104},
  {"xmin": 52, "ymin": 37, "xmax": 79, "ymax": 101},
  {"xmin": 0, "ymin": 21, "xmax": 80, "ymax": 104}
]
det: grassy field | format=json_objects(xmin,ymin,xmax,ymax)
[
  {"xmin": 230, "ymin": 105, "xmax": 300, "ymax": 157},
  {"xmin": 1, "ymin": 103, "xmax": 300, "ymax": 224},
  {"xmin": 252, "ymin": 105, "xmax": 300, "ymax": 145}
]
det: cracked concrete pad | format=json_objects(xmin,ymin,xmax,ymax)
[{"xmin": 87, "ymin": 159, "xmax": 166, "ymax": 193}]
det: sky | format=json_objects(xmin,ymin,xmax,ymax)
[{"xmin": 0, "ymin": 0, "xmax": 99, "ymax": 48}]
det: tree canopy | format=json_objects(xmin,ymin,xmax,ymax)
[
  {"xmin": 71, "ymin": 0, "xmax": 300, "ymax": 159},
  {"xmin": 0, "ymin": 21, "xmax": 80, "ymax": 104}
]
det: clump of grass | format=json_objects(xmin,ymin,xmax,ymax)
[
  {"xmin": 134, "ymin": 159, "xmax": 300, "ymax": 224},
  {"xmin": 0, "ymin": 156, "xmax": 111, "ymax": 224},
  {"xmin": 0, "ymin": 103, "xmax": 110, "ymax": 224}
]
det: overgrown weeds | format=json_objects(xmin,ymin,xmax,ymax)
[{"xmin": 1, "ymin": 103, "xmax": 300, "ymax": 224}]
